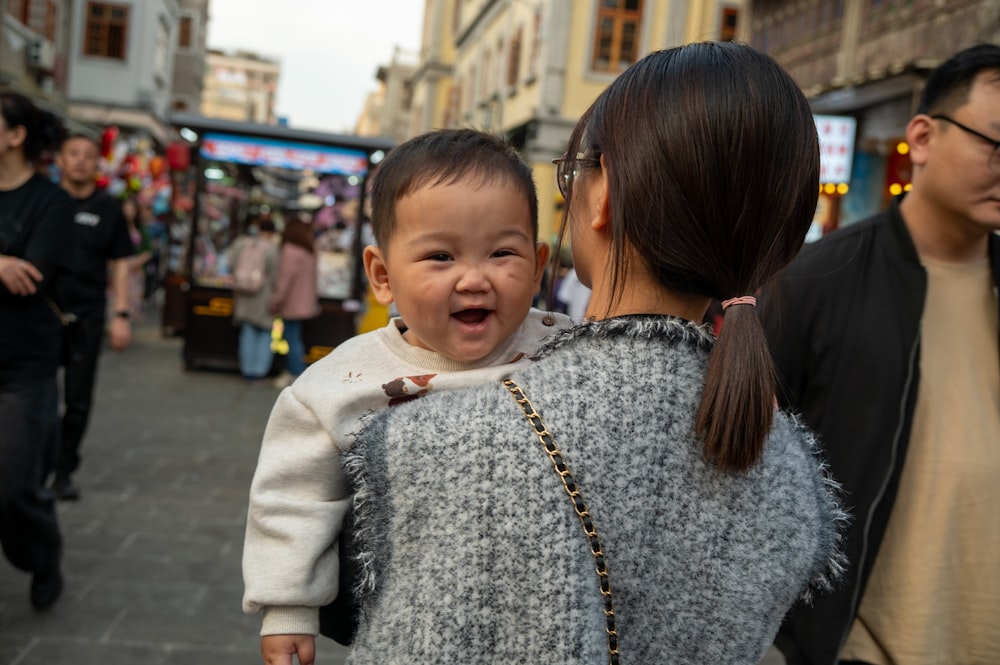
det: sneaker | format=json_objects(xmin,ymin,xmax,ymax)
[
  {"xmin": 272, "ymin": 371, "xmax": 295, "ymax": 390},
  {"xmin": 53, "ymin": 474, "xmax": 81, "ymax": 501},
  {"xmin": 30, "ymin": 566, "xmax": 63, "ymax": 611}
]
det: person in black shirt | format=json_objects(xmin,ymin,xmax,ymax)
[
  {"xmin": 0, "ymin": 89, "xmax": 75, "ymax": 611},
  {"xmin": 52, "ymin": 135, "xmax": 135, "ymax": 501}
]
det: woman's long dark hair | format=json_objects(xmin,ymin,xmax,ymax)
[
  {"xmin": 0, "ymin": 90, "xmax": 65, "ymax": 163},
  {"xmin": 559, "ymin": 42, "xmax": 819, "ymax": 472}
]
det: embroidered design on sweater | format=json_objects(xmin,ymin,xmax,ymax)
[{"xmin": 382, "ymin": 374, "xmax": 437, "ymax": 407}]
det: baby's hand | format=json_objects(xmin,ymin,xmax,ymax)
[{"xmin": 260, "ymin": 634, "xmax": 316, "ymax": 665}]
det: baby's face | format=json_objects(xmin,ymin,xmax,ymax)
[{"xmin": 367, "ymin": 177, "xmax": 545, "ymax": 362}]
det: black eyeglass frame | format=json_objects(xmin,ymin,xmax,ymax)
[
  {"xmin": 552, "ymin": 152, "xmax": 602, "ymax": 199},
  {"xmin": 930, "ymin": 114, "xmax": 1000, "ymax": 173}
]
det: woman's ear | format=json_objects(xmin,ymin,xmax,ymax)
[
  {"xmin": 591, "ymin": 155, "xmax": 611, "ymax": 233},
  {"xmin": 8, "ymin": 124, "xmax": 27, "ymax": 151},
  {"xmin": 362, "ymin": 246, "xmax": 394, "ymax": 306},
  {"xmin": 532, "ymin": 242, "xmax": 550, "ymax": 291}
]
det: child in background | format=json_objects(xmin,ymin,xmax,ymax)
[{"xmin": 242, "ymin": 128, "xmax": 570, "ymax": 664}]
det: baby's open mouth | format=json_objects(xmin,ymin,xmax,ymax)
[{"xmin": 452, "ymin": 308, "xmax": 490, "ymax": 324}]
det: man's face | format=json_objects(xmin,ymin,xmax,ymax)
[
  {"xmin": 57, "ymin": 137, "xmax": 100, "ymax": 187},
  {"xmin": 918, "ymin": 72, "xmax": 1000, "ymax": 234}
]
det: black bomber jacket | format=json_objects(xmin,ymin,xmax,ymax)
[{"xmin": 760, "ymin": 196, "xmax": 1000, "ymax": 665}]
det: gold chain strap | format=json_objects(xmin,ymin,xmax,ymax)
[{"xmin": 503, "ymin": 378, "xmax": 620, "ymax": 665}]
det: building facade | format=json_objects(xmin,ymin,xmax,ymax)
[
  {"xmin": 200, "ymin": 48, "xmax": 280, "ymax": 125},
  {"xmin": 1, "ymin": 0, "xmax": 75, "ymax": 121},
  {"xmin": 404, "ymin": 0, "xmax": 746, "ymax": 244},
  {"xmin": 356, "ymin": 46, "xmax": 417, "ymax": 141},
  {"xmin": 748, "ymin": 0, "xmax": 1000, "ymax": 228},
  {"xmin": 65, "ymin": 0, "xmax": 180, "ymax": 145},
  {"xmin": 169, "ymin": 0, "xmax": 207, "ymax": 116}
]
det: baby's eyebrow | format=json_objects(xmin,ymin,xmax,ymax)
[{"xmin": 403, "ymin": 230, "xmax": 457, "ymax": 247}]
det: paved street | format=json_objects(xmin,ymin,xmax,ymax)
[
  {"xmin": 0, "ymin": 312, "xmax": 350, "ymax": 665},
  {"xmin": 0, "ymin": 309, "xmax": 785, "ymax": 665}
]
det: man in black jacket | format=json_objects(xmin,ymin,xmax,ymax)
[{"xmin": 762, "ymin": 44, "xmax": 1000, "ymax": 665}]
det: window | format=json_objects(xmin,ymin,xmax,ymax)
[
  {"xmin": 720, "ymin": 7, "xmax": 740, "ymax": 42},
  {"xmin": 528, "ymin": 7, "xmax": 542, "ymax": 78},
  {"xmin": 444, "ymin": 82, "xmax": 460, "ymax": 128},
  {"xmin": 591, "ymin": 0, "xmax": 643, "ymax": 73},
  {"xmin": 178, "ymin": 15, "xmax": 193, "ymax": 49},
  {"xmin": 496, "ymin": 38, "xmax": 504, "ymax": 90},
  {"xmin": 481, "ymin": 49, "xmax": 491, "ymax": 98},
  {"xmin": 8, "ymin": 0, "xmax": 57, "ymax": 41},
  {"xmin": 84, "ymin": 2, "xmax": 129, "ymax": 60},
  {"xmin": 507, "ymin": 26, "xmax": 522, "ymax": 87},
  {"xmin": 466, "ymin": 66, "xmax": 476, "ymax": 112}
]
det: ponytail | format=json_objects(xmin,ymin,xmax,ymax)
[{"xmin": 695, "ymin": 301, "xmax": 775, "ymax": 473}]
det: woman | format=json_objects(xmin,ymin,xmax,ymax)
[
  {"xmin": 0, "ymin": 90, "xmax": 75, "ymax": 611},
  {"xmin": 337, "ymin": 43, "xmax": 846, "ymax": 664},
  {"xmin": 121, "ymin": 196, "xmax": 152, "ymax": 317},
  {"xmin": 270, "ymin": 215, "xmax": 319, "ymax": 388},
  {"xmin": 229, "ymin": 216, "xmax": 280, "ymax": 384}
]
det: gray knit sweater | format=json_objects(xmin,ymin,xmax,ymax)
[{"xmin": 343, "ymin": 316, "xmax": 846, "ymax": 664}]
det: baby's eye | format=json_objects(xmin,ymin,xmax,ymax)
[
  {"xmin": 426, "ymin": 253, "xmax": 452, "ymax": 261},
  {"xmin": 492, "ymin": 249, "xmax": 516, "ymax": 258}
]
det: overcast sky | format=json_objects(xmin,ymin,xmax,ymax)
[{"xmin": 206, "ymin": 0, "xmax": 424, "ymax": 133}]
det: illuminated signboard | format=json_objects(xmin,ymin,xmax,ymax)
[
  {"xmin": 814, "ymin": 115, "xmax": 857, "ymax": 185},
  {"xmin": 200, "ymin": 133, "xmax": 370, "ymax": 175}
]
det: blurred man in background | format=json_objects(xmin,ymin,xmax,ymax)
[{"xmin": 52, "ymin": 135, "xmax": 135, "ymax": 501}]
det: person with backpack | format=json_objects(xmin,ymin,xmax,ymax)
[{"xmin": 229, "ymin": 216, "xmax": 280, "ymax": 385}]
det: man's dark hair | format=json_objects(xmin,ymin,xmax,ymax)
[
  {"xmin": 917, "ymin": 44, "xmax": 1000, "ymax": 115},
  {"xmin": 60, "ymin": 133, "xmax": 100, "ymax": 152}
]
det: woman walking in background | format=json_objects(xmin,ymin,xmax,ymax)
[
  {"xmin": 120, "ymin": 196, "xmax": 152, "ymax": 318},
  {"xmin": 270, "ymin": 215, "xmax": 319, "ymax": 389},
  {"xmin": 229, "ymin": 216, "xmax": 280, "ymax": 385}
]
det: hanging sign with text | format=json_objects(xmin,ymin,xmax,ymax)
[{"xmin": 814, "ymin": 115, "xmax": 857, "ymax": 185}]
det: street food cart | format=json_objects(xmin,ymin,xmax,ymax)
[{"xmin": 163, "ymin": 114, "xmax": 394, "ymax": 371}]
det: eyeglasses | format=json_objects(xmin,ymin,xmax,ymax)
[
  {"xmin": 930, "ymin": 114, "xmax": 1000, "ymax": 175},
  {"xmin": 552, "ymin": 152, "xmax": 602, "ymax": 199}
]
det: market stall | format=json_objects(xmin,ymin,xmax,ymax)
[{"xmin": 164, "ymin": 114, "xmax": 394, "ymax": 371}]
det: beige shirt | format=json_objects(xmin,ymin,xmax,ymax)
[{"xmin": 841, "ymin": 257, "xmax": 1000, "ymax": 665}]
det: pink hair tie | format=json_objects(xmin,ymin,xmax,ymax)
[{"xmin": 721, "ymin": 296, "xmax": 757, "ymax": 310}]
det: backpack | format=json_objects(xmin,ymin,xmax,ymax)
[{"xmin": 233, "ymin": 237, "xmax": 268, "ymax": 294}]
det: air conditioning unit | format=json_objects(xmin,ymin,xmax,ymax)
[{"xmin": 27, "ymin": 39, "xmax": 56, "ymax": 72}]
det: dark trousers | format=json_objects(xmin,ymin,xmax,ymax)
[
  {"xmin": 0, "ymin": 376, "xmax": 62, "ymax": 573},
  {"xmin": 57, "ymin": 309, "xmax": 105, "ymax": 478}
]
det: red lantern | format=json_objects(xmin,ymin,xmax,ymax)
[
  {"xmin": 100, "ymin": 126, "xmax": 119, "ymax": 158},
  {"xmin": 167, "ymin": 141, "xmax": 190, "ymax": 171},
  {"xmin": 120, "ymin": 154, "xmax": 140, "ymax": 177}
]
